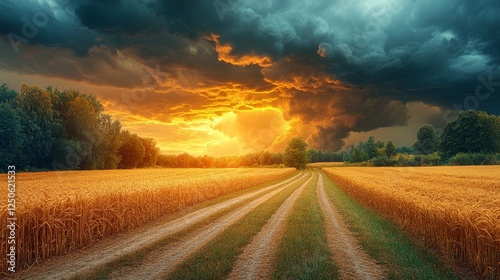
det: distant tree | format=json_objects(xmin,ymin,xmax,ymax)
[
  {"xmin": 96, "ymin": 115, "xmax": 123, "ymax": 169},
  {"xmin": 350, "ymin": 146, "xmax": 369, "ymax": 163},
  {"xmin": 118, "ymin": 131, "xmax": 145, "ymax": 169},
  {"xmin": 139, "ymin": 138, "xmax": 160, "ymax": 167},
  {"xmin": 343, "ymin": 146, "xmax": 353, "ymax": 162},
  {"xmin": 284, "ymin": 138, "xmax": 308, "ymax": 170},
  {"xmin": 0, "ymin": 103, "xmax": 24, "ymax": 171},
  {"xmin": 177, "ymin": 153, "xmax": 193, "ymax": 168},
  {"xmin": 307, "ymin": 148, "xmax": 319, "ymax": 163},
  {"xmin": 395, "ymin": 145, "xmax": 415, "ymax": 154},
  {"xmin": 0, "ymin": 83, "xmax": 18, "ymax": 103},
  {"xmin": 157, "ymin": 154, "xmax": 178, "ymax": 167},
  {"xmin": 414, "ymin": 124, "xmax": 438, "ymax": 154},
  {"xmin": 440, "ymin": 111, "xmax": 500, "ymax": 156},
  {"xmin": 270, "ymin": 153, "xmax": 284, "ymax": 165},
  {"xmin": 18, "ymin": 84, "xmax": 62, "ymax": 168},
  {"xmin": 385, "ymin": 140, "xmax": 396, "ymax": 158},
  {"xmin": 201, "ymin": 155, "xmax": 215, "ymax": 168},
  {"xmin": 258, "ymin": 151, "xmax": 272, "ymax": 165},
  {"xmin": 365, "ymin": 136, "xmax": 379, "ymax": 159}
]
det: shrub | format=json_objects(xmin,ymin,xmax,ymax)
[
  {"xmin": 371, "ymin": 155, "xmax": 397, "ymax": 167},
  {"xmin": 448, "ymin": 153, "xmax": 499, "ymax": 165}
]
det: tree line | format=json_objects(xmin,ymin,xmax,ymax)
[
  {"xmin": 340, "ymin": 110, "xmax": 500, "ymax": 166},
  {"xmin": 0, "ymin": 84, "xmax": 159, "ymax": 172}
]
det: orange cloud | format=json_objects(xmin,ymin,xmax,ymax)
[{"xmin": 210, "ymin": 34, "xmax": 273, "ymax": 67}]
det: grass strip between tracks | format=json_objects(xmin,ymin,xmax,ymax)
[
  {"xmin": 274, "ymin": 172, "xmax": 339, "ymax": 279},
  {"xmin": 321, "ymin": 170, "xmax": 460, "ymax": 280}
]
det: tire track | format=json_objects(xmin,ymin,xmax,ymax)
[
  {"xmin": 317, "ymin": 173, "xmax": 385, "ymax": 280},
  {"xmin": 228, "ymin": 173, "xmax": 315, "ymax": 279},
  {"xmin": 12, "ymin": 173, "xmax": 303, "ymax": 280},
  {"xmin": 114, "ymin": 173, "xmax": 310, "ymax": 279}
]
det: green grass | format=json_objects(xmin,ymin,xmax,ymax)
[
  {"xmin": 274, "ymin": 173, "xmax": 338, "ymax": 279},
  {"xmin": 167, "ymin": 173, "xmax": 311, "ymax": 279},
  {"xmin": 70, "ymin": 171, "xmax": 299, "ymax": 280},
  {"xmin": 320, "ymin": 170, "xmax": 460, "ymax": 280}
]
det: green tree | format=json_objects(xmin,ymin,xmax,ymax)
[
  {"xmin": 385, "ymin": 140, "xmax": 396, "ymax": 158},
  {"xmin": 284, "ymin": 137, "xmax": 308, "ymax": 170},
  {"xmin": 18, "ymin": 84, "xmax": 62, "ymax": 168},
  {"xmin": 118, "ymin": 131, "xmax": 145, "ymax": 169},
  {"xmin": 270, "ymin": 153, "xmax": 284, "ymax": 165},
  {"xmin": 440, "ymin": 111, "xmax": 500, "ymax": 156},
  {"xmin": 350, "ymin": 146, "xmax": 369, "ymax": 163},
  {"xmin": 138, "ymin": 138, "xmax": 160, "ymax": 167},
  {"xmin": 365, "ymin": 136, "xmax": 378, "ymax": 159},
  {"xmin": 0, "ymin": 84, "xmax": 18, "ymax": 103},
  {"xmin": 95, "ymin": 115, "xmax": 123, "ymax": 169},
  {"xmin": 414, "ymin": 124, "xmax": 439, "ymax": 154},
  {"xmin": 0, "ymin": 103, "xmax": 23, "ymax": 170},
  {"xmin": 307, "ymin": 148, "xmax": 319, "ymax": 163},
  {"xmin": 258, "ymin": 151, "xmax": 272, "ymax": 165}
]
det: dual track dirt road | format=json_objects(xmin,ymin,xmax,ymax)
[{"xmin": 12, "ymin": 171, "xmax": 385, "ymax": 279}]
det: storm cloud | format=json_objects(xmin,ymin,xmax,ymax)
[{"xmin": 1, "ymin": 0, "xmax": 499, "ymax": 152}]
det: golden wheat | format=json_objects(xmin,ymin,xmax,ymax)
[
  {"xmin": 323, "ymin": 166, "xmax": 500, "ymax": 279},
  {"xmin": 0, "ymin": 168, "xmax": 294, "ymax": 274}
]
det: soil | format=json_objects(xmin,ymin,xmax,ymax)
[
  {"xmin": 227, "ymin": 173, "xmax": 314, "ymax": 279},
  {"xmin": 317, "ymin": 173, "xmax": 386, "ymax": 280}
]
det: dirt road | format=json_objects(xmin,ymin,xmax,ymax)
[
  {"xmin": 112, "ymin": 173, "xmax": 311, "ymax": 279},
  {"xmin": 13, "ymin": 171, "xmax": 388, "ymax": 279},
  {"xmin": 317, "ymin": 173, "xmax": 385, "ymax": 279},
  {"xmin": 228, "ymin": 173, "xmax": 314, "ymax": 279}
]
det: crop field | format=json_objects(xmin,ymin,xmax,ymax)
[
  {"xmin": 2, "ymin": 166, "xmax": 498, "ymax": 279},
  {"xmin": 324, "ymin": 166, "xmax": 500, "ymax": 279},
  {"xmin": 0, "ymin": 168, "xmax": 294, "ymax": 273}
]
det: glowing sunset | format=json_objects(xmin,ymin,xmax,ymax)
[{"xmin": 1, "ymin": 0, "xmax": 498, "ymax": 156}]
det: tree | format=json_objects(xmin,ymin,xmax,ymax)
[
  {"xmin": 365, "ymin": 136, "xmax": 378, "ymax": 159},
  {"xmin": 177, "ymin": 153, "xmax": 193, "ymax": 168},
  {"xmin": 201, "ymin": 155, "xmax": 215, "ymax": 168},
  {"xmin": 270, "ymin": 153, "xmax": 284, "ymax": 165},
  {"xmin": 350, "ymin": 146, "xmax": 369, "ymax": 163},
  {"xmin": 307, "ymin": 148, "xmax": 319, "ymax": 163},
  {"xmin": 0, "ymin": 103, "xmax": 24, "ymax": 170},
  {"xmin": 96, "ymin": 115, "xmax": 123, "ymax": 169},
  {"xmin": 284, "ymin": 138, "xmax": 308, "ymax": 170},
  {"xmin": 138, "ymin": 138, "xmax": 160, "ymax": 167},
  {"xmin": 414, "ymin": 124, "xmax": 438, "ymax": 154},
  {"xmin": 18, "ymin": 84, "xmax": 62, "ymax": 168},
  {"xmin": 385, "ymin": 140, "xmax": 396, "ymax": 158},
  {"xmin": 118, "ymin": 131, "xmax": 145, "ymax": 169},
  {"xmin": 258, "ymin": 151, "xmax": 272, "ymax": 165},
  {"xmin": 0, "ymin": 83, "xmax": 18, "ymax": 103},
  {"xmin": 440, "ymin": 111, "xmax": 500, "ymax": 156}
]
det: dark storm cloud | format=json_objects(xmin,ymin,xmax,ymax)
[
  {"xmin": 287, "ymin": 89, "xmax": 409, "ymax": 150},
  {"xmin": 1, "ymin": 0, "xmax": 499, "ymax": 150},
  {"xmin": 0, "ymin": 0, "xmax": 97, "ymax": 56}
]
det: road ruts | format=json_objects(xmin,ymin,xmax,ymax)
[
  {"xmin": 227, "ymin": 173, "xmax": 315, "ymax": 280},
  {"xmin": 317, "ymin": 172, "xmax": 385, "ymax": 280},
  {"xmin": 113, "ymin": 173, "xmax": 310, "ymax": 279}
]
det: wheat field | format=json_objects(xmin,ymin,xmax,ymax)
[
  {"xmin": 0, "ymin": 168, "xmax": 294, "ymax": 272},
  {"xmin": 324, "ymin": 166, "xmax": 500, "ymax": 279}
]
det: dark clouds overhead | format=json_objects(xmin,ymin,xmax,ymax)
[{"xmin": 1, "ymin": 0, "xmax": 499, "ymax": 151}]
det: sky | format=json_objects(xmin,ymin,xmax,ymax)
[{"xmin": 1, "ymin": 0, "xmax": 499, "ymax": 156}]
